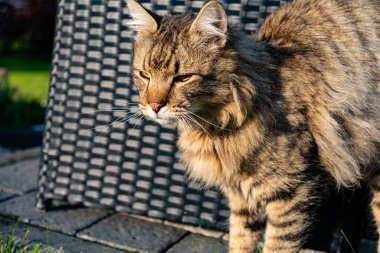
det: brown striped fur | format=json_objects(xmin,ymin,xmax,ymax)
[{"xmin": 126, "ymin": 0, "xmax": 380, "ymax": 252}]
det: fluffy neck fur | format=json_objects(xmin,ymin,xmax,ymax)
[{"xmin": 177, "ymin": 31, "xmax": 283, "ymax": 186}]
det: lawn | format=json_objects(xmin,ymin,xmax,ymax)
[
  {"xmin": 0, "ymin": 52, "xmax": 50, "ymax": 106},
  {"xmin": 0, "ymin": 51, "xmax": 50, "ymax": 129}
]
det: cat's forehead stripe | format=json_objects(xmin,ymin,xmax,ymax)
[
  {"xmin": 136, "ymin": 12, "xmax": 195, "ymax": 74},
  {"xmin": 145, "ymin": 26, "xmax": 182, "ymax": 73},
  {"xmin": 146, "ymin": 43, "xmax": 175, "ymax": 72}
]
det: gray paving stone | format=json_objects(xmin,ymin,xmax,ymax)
[
  {"xmin": 0, "ymin": 192, "xmax": 111, "ymax": 235},
  {"xmin": 0, "ymin": 191, "xmax": 15, "ymax": 202},
  {"xmin": 0, "ymin": 158, "xmax": 39, "ymax": 194},
  {"xmin": 0, "ymin": 217, "xmax": 128, "ymax": 253},
  {"xmin": 77, "ymin": 213, "xmax": 187, "ymax": 253},
  {"xmin": 0, "ymin": 147, "xmax": 41, "ymax": 166},
  {"xmin": 167, "ymin": 233, "xmax": 228, "ymax": 253}
]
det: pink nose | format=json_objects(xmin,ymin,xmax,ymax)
[{"xmin": 149, "ymin": 103, "xmax": 164, "ymax": 113}]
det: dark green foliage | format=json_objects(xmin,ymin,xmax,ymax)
[{"xmin": 0, "ymin": 71, "xmax": 45, "ymax": 130}]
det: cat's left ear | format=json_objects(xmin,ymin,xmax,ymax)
[
  {"xmin": 126, "ymin": 0, "xmax": 158, "ymax": 34},
  {"xmin": 189, "ymin": 0, "xmax": 228, "ymax": 47}
]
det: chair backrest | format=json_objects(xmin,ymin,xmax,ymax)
[{"xmin": 36, "ymin": 0, "xmax": 285, "ymax": 231}]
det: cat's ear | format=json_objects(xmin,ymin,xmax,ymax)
[
  {"xmin": 126, "ymin": 0, "xmax": 158, "ymax": 34},
  {"xmin": 189, "ymin": 0, "xmax": 228, "ymax": 46}
]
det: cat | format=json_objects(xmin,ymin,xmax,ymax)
[{"xmin": 126, "ymin": 0, "xmax": 380, "ymax": 252}]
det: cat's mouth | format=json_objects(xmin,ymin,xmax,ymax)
[{"xmin": 142, "ymin": 104, "xmax": 178, "ymax": 127}]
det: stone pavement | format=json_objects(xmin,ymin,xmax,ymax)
[{"xmin": 0, "ymin": 147, "xmax": 375, "ymax": 253}]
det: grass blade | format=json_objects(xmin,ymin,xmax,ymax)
[{"xmin": 341, "ymin": 229, "xmax": 356, "ymax": 253}]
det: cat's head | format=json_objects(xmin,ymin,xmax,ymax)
[{"xmin": 126, "ymin": 0, "xmax": 254, "ymax": 130}]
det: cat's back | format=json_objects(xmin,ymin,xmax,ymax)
[
  {"xmin": 259, "ymin": 0, "xmax": 379, "ymax": 49},
  {"xmin": 257, "ymin": 0, "xmax": 380, "ymax": 187}
]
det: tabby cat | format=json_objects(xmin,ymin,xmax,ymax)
[{"xmin": 126, "ymin": 0, "xmax": 380, "ymax": 252}]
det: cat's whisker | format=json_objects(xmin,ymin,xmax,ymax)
[
  {"xmin": 83, "ymin": 107, "xmax": 141, "ymax": 114},
  {"xmin": 125, "ymin": 115, "xmax": 144, "ymax": 143},
  {"xmin": 177, "ymin": 118, "xmax": 185, "ymax": 131},
  {"xmin": 97, "ymin": 112, "xmax": 143, "ymax": 136},
  {"xmin": 104, "ymin": 98, "xmax": 140, "ymax": 105},
  {"xmin": 96, "ymin": 116, "xmax": 140, "ymax": 136},
  {"xmin": 187, "ymin": 120, "xmax": 198, "ymax": 139},
  {"xmin": 83, "ymin": 109, "xmax": 129, "ymax": 114},
  {"xmin": 188, "ymin": 111, "xmax": 238, "ymax": 132},
  {"xmin": 184, "ymin": 118, "xmax": 196, "ymax": 137},
  {"xmin": 185, "ymin": 114, "xmax": 212, "ymax": 138},
  {"xmin": 93, "ymin": 112, "xmax": 142, "ymax": 135},
  {"xmin": 93, "ymin": 112, "xmax": 130, "ymax": 134},
  {"xmin": 178, "ymin": 117, "xmax": 196, "ymax": 137},
  {"xmin": 111, "ymin": 105, "xmax": 140, "ymax": 108},
  {"xmin": 186, "ymin": 114, "xmax": 211, "ymax": 137},
  {"xmin": 89, "ymin": 112, "xmax": 138, "ymax": 130},
  {"xmin": 182, "ymin": 119, "xmax": 195, "ymax": 139},
  {"xmin": 96, "ymin": 114, "xmax": 131, "ymax": 136},
  {"xmin": 97, "ymin": 122, "xmax": 118, "ymax": 136}
]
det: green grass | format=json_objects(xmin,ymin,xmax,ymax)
[
  {"xmin": 0, "ymin": 229, "xmax": 63, "ymax": 253},
  {"xmin": 1, "ymin": 230, "xmax": 41, "ymax": 253},
  {"xmin": 0, "ymin": 52, "xmax": 51, "ymax": 106}
]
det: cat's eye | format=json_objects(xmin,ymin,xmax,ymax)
[
  {"xmin": 174, "ymin": 74, "xmax": 193, "ymax": 83},
  {"xmin": 139, "ymin": 71, "xmax": 150, "ymax": 80}
]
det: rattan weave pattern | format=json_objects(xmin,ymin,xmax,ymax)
[{"xmin": 37, "ymin": 0, "xmax": 285, "ymax": 230}]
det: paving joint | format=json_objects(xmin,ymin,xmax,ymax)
[
  {"xmin": 74, "ymin": 212, "xmax": 116, "ymax": 235},
  {"xmin": 128, "ymin": 213, "xmax": 225, "ymax": 239},
  {"xmin": 0, "ymin": 193, "xmax": 17, "ymax": 203},
  {"xmin": 76, "ymin": 233, "xmax": 134, "ymax": 252},
  {"xmin": 162, "ymin": 232, "xmax": 190, "ymax": 253}
]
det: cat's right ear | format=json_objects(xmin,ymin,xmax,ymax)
[{"xmin": 126, "ymin": 0, "xmax": 158, "ymax": 34}]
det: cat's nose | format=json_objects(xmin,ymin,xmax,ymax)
[{"xmin": 149, "ymin": 102, "xmax": 165, "ymax": 113}]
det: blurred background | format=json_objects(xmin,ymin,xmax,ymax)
[{"xmin": 0, "ymin": 0, "xmax": 56, "ymax": 150}]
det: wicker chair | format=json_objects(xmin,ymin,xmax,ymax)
[
  {"xmin": 36, "ymin": 0, "xmax": 370, "ymax": 252},
  {"xmin": 36, "ymin": 0, "xmax": 288, "ymax": 230}
]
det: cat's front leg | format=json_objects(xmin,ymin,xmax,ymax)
[
  {"xmin": 263, "ymin": 186, "xmax": 317, "ymax": 253},
  {"xmin": 228, "ymin": 193, "xmax": 266, "ymax": 253}
]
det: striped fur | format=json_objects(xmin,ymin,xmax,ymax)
[{"xmin": 127, "ymin": 0, "xmax": 380, "ymax": 252}]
